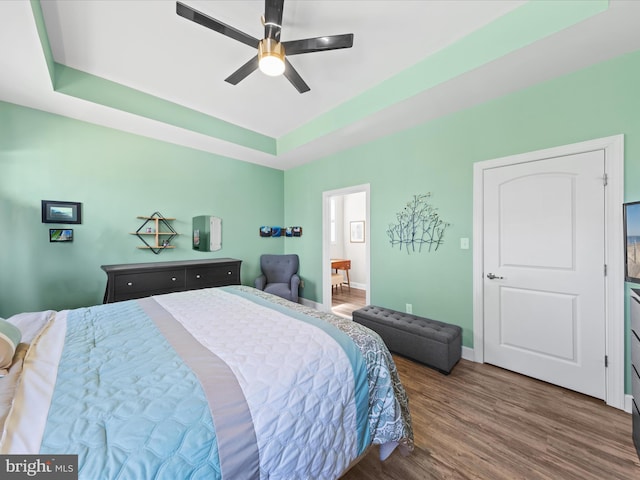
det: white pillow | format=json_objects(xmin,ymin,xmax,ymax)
[
  {"xmin": 0, "ymin": 318, "xmax": 21, "ymax": 376},
  {"xmin": 0, "ymin": 311, "xmax": 55, "ymax": 434}
]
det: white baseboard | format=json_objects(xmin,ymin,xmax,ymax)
[
  {"xmin": 625, "ymin": 394, "xmax": 633, "ymax": 414},
  {"xmin": 299, "ymin": 297, "xmax": 324, "ymax": 311},
  {"xmin": 462, "ymin": 346, "xmax": 474, "ymax": 361},
  {"xmin": 330, "ymin": 281, "xmax": 366, "ymax": 291}
]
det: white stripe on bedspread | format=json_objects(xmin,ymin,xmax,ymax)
[
  {"xmin": 0, "ymin": 312, "xmax": 68, "ymax": 454},
  {"xmin": 153, "ymin": 288, "xmax": 360, "ymax": 480}
]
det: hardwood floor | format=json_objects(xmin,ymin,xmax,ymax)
[
  {"xmin": 343, "ymin": 356, "xmax": 640, "ymax": 480},
  {"xmin": 332, "ymin": 285, "xmax": 366, "ymax": 318}
]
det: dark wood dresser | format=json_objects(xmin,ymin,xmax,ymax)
[
  {"xmin": 631, "ymin": 288, "xmax": 640, "ymax": 459},
  {"xmin": 101, "ymin": 258, "xmax": 241, "ymax": 303}
]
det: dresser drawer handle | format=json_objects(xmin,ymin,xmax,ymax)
[
  {"xmin": 196, "ymin": 274, "xmax": 201, "ymax": 279},
  {"xmin": 171, "ymin": 277, "xmax": 177, "ymax": 281},
  {"xmin": 127, "ymin": 282, "xmax": 133, "ymax": 286},
  {"xmin": 227, "ymin": 271, "xmax": 232, "ymax": 275}
]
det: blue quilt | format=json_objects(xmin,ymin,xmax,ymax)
[
  {"xmin": 40, "ymin": 300, "xmax": 222, "ymax": 479},
  {"xmin": 38, "ymin": 286, "xmax": 413, "ymax": 479}
]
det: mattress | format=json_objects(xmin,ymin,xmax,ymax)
[{"xmin": 0, "ymin": 286, "xmax": 413, "ymax": 479}]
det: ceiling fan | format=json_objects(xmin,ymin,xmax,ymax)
[{"xmin": 176, "ymin": 0, "xmax": 354, "ymax": 93}]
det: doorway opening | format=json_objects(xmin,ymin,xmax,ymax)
[{"xmin": 322, "ymin": 184, "xmax": 370, "ymax": 317}]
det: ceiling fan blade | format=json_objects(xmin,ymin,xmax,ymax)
[
  {"xmin": 263, "ymin": 0, "xmax": 284, "ymax": 41},
  {"xmin": 225, "ymin": 56, "xmax": 260, "ymax": 85},
  {"xmin": 283, "ymin": 34, "xmax": 354, "ymax": 56},
  {"xmin": 284, "ymin": 59, "xmax": 310, "ymax": 94},
  {"xmin": 176, "ymin": 1, "xmax": 259, "ymax": 49}
]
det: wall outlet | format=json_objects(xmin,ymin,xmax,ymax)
[
  {"xmin": 460, "ymin": 237, "xmax": 470, "ymax": 250},
  {"xmin": 406, "ymin": 303, "xmax": 412, "ymax": 314},
  {"xmin": 300, "ymin": 279, "xmax": 305, "ymax": 288}
]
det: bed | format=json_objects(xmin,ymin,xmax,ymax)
[{"xmin": 0, "ymin": 285, "xmax": 413, "ymax": 479}]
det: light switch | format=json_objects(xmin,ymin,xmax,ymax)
[{"xmin": 460, "ymin": 237, "xmax": 470, "ymax": 250}]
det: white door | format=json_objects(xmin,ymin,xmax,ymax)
[{"xmin": 483, "ymin": 150, "xmax": 606, "ymax": 399}]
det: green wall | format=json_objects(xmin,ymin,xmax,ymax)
[
  {"xmin": 3, "ymin": 46, "xmax": 640, "ymax": 393},
  {"xmin": 285, "ymin": 49, "xmax": 640, "ymax": 354},
  {"xmin": 0, "ymin": 102, "xmax": 284, "ymax": 316}
]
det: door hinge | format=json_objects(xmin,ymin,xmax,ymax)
[
  {"xmin": 605, "ymin": 355, "xmax": 608, "ymax": 368},
  {"xmin": 604, "ymin": 264, "xmax": 607, "ymax": 276},
  {"xmin": 603, "ymin": 173, "xmax": 608, "ymax": 186}
]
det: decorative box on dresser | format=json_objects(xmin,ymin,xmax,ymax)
[
  {"xmin": 101, "ymin": 258, "xmax": 241, "ymax": 303},
  {"xmin": 631, "ymin": 288, "xmax": 640, "ymax": 459}
]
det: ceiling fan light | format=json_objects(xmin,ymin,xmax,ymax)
[{"xmin": 258, "ymin": 38, "xmax": 285, "ymax": 76}]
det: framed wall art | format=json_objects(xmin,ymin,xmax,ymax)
[
  {"xmin": 350, "ymin": 220, "xmax": 365, "ymax": 243},
  {"xmin": 259, "ymin": 226, "xmax": 273, "ymax": 237},
  {"xmin": 49, "ymin": 229, "xmax": 73, "ymax": 242},
  {"xmin": 41, "ymin": 200, "xmax": 82, "ymax": 224},
  {"xmin": 285, "ymin": 226, "xmax": 302, "ymax": 237}
]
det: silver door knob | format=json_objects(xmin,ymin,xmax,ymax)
[{"xmin": 486, "ymin": 273, "xmax": 504, "ymax": 280}]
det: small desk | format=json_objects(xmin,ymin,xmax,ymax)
[{"xmin": 331, "ymin": 258, "xmax": 351, "ymax": 289}]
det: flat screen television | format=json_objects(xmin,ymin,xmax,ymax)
[{"xmin": 624, "ymin": 202, "xmax": 640, "ymax": 283}]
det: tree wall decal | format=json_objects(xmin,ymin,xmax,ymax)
[{"xmin": 387, "ymin": 193, "xmax": 450, "ymax": 253}]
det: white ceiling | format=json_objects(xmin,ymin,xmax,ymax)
[{"xmin": 2, "ymin": 1, "xmax": 640, "ymax": 170}]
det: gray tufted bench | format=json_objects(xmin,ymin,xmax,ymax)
[{"xmin": 352, "ymin": 305, "xmax": 462, "ymax": 374}]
